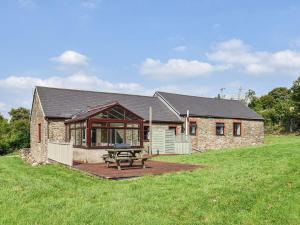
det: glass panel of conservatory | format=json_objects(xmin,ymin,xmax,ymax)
[
  {"xmin": 109, "ymin": 129, "xmax": 125, "ymax": 145},
  {"xmin": 91, "ymin": 128, "xmax": 108, "ymax": 147},
  {"xmin": 125, "ymin": 129, "xmax": 133, "ymax": 145},
  {"xmin": 91, "ymin": 105, "xmax": 140, "ymax": 121},
  {"xmin": 115, "ymin": 129, "xmax": 125, "ymax": 144},
  {"xmin": 75, "ymin": 129, "xmax": 82, "ymax": 146},
  {"xmin": 106, "ymin": 109, "xmax": 124, "ymax": 119},
  {"xmin": 81, "ymin": 129, "xmax": 86, "ymax": 146},
  {"xmin": 110, "ymin": 123, "xmax": 124, "ymax": 127},
  {"xmin": 132, "ymin": 129, "xmax": 140, "ymax": 146},
  {"xmin": 126, "ymin": 123, "xmax": 139, "ymax": 128},
  {"xmin": 70, "ymin": 129, "xmax": 75, "ymax": 143},
  {"xmin": 93, "ymin": 113, "xmax": 108, "ymax": 119},
  {"xmin": 92, "ymin": 122, "xmax": 107, "ymax": 127}
]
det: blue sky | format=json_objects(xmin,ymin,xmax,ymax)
[{"xmin": 1, "ymin": 0, "xmax": 300, "ymax": 117}]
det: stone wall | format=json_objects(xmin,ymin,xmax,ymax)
[
  {"xmin": 48, "ymin": 120, "xmax": 66, "ymax": 142},
  {"xmin": 188, "ymin": 117, "xmax": 264, "ymax": 151},
  {"xmin": 30, "ymin": 93, "xmax": 48, "ymax": 163},
  {"xmin": 30, "ymin": 92, "xmax": 67, "ymax": 163}
]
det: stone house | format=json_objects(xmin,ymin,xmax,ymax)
[{"xmin": 30, "ymin": 86, "xmax": 264, "ymax": 163}]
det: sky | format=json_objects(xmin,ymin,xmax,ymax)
[{"xmin": 1, "ymin": 0, "xmax": 300, "ymax": 117}]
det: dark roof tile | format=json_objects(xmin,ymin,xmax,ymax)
[
  {"xmin": 36, "ymin": 86, "xmax": 181, "ymax": 122},
  {"xmin": 156, "ymin": 91, "xmax": 263, "ymax": 120}
]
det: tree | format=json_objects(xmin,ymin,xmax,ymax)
[
  {"xmin": 0, "ymin": 114, "xmax": 9, "ymax": 155},
  {"xmin": 6, "ymin": 119, "xmax": 30, "ymax": 151},
  {"xmin": 260, "ymin": 95, "xmax": 275, "ymax": 109},
  {"xmin": 9, "ymin": 107, "xmax": 30, "ymax": 122},
  {"xmin": 291, "ymin": 76, "xmax": 300, "ymax": 131},
  {"xmin": 291, "ymin": 76, "xmax": 300, "ymax": 108},
  {"xmin": 268, "ymin": 87, "xmax": 291, "ymax": 101},
  {"xmin": 0, "ymin": 108, "xmax": 31, "ymax": 155},
  {"xmin": 243, "ymin": 89, "xmax": 256, "ymax": 106}
]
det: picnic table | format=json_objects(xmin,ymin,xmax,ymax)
[{"xmin": 102, "ymin": 144, "xmax": 149, "ymax": 170}]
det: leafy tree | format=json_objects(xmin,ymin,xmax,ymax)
[
  {"xmin": 268, "ymin": 87, "xmax": 291, "ymax": 101},
  {"xmin": 291, "ymin": 76, "xmax": 300, "ymax": 130},
  {"xmin": 291, "ymin": 76, "xmax": 300, "ymax": 109},
  {"xmin": 259, "ymin": 95, "xmax": 275, "ymax": 109},
  {"xmin": 245, "ymin": 89, "xmax": 256, "ymax": 103},
  {"xmin": 0, "ymin": 114, "xmax": 9, "ymax": 155},
  {"xmin": 247, "ymin": 76, "xmax": 300, "ymax": 133},
  {"xmin": 6, "ymin": 119, "xmax": 30, "ymax": 151},
  {"xmin": 9, "ymin": 107, "xmax": 30, "ymax": 122},
  {"xmin": 0, "ymin": 108, "xmax": 31, "ymax": 154}
]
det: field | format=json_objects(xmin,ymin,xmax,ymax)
[{"xmin": 0, "ymin": 136, "xmax": 299, "ymax": 225}]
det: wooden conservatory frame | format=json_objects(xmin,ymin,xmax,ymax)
[{"xmin": 65, "ymin": 101, "xmax": 144, "ymax": 149}]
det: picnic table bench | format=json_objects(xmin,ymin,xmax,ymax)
[{"xmin": 102, "ymin": 144, "xmax": 149, "ymax": 170}]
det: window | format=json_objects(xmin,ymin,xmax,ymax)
[
  {"xmin": 189, "ymin": 122, "xmax": 197, "ymax": 136},
  {"xmin": 38, "ymin": 123, "xmax": 41, "ymax": 143},
  {"xmin": 143, "ymin": 126, "xmax": 150, "ymax": 141},
  {"xmin": 89, "ymin": 122, "xmax": 141, "ymax": 147},
  {"xmin": 181, "ymin": 124, "xmax": 185, "ymax": 134},
  {"xmin": 216, "ymin": 123, "xmax": 225, "ymax": 136},
  {"xmin": 69, "ymin": 122, "xmax": 87, "ymax": 147},
  {"xmin": 233, "ymin": 122, "xmax": 241, "ymax": 136},
  {"xmin": 169, "ymin": 126, "xmax": 177, "ymax": 135}
]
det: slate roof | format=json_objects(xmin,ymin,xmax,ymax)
[
  {"xmin": 156, "ymin": 91, "xmax": 264, "ymax": 121},
  {"xmin": 36, "ymin": 86, "xmax": 181, "ymax": 123}
]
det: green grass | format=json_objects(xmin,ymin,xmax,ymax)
[{"xmin": 0, "ymin": 136, "xmax": 299, "ymax": 225}]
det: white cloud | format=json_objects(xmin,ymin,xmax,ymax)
[
  {"xmin": 173, "ymin": 45, "xmax": 187, "ymax": 52},
  {"xmin": 207, "ymin": 39, "xmax": 300, "ymax": 76},
  {"xmin": 140, "ymin": 58, "xmax": 217, "ymax": 79},
  {"xmin": 141, "ymin": 39, "xmax": 300, "ymax": 79},
  {"xmin": 0, "ymin": 73, "xmax": 143, "ymax": 93},
  {"xmin": 51, "ymin": 51, "xmax": 89, "ymax": 67}
]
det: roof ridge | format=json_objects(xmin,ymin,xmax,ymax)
[
  {"xmin": 36, "ymin": 86, "xmax": 156, "ymax": 99},
  {"xmin": 156, "ymin": 91, "xmax": 241, "ymax": 103}
]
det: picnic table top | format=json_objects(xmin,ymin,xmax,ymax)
[{"xmin": 106, "ymin": 148, "xmax": 143, "ymax": 153}]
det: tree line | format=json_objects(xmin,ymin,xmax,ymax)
[
  {"xmin": 244, "ymin": 76, "xmax": 300, "ymax": 133},
  {"xmin": 0, "ymin": 108, "xmax": 30, "ymax": 155}
]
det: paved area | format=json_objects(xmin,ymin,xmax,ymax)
[{"xmin": 73, "ymin": 160, "xmax": 202, "ymax": 179}]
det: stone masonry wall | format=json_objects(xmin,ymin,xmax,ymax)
[
  {"xmin": 30, "ymin": 93, "xmax": 48, "ymax": 163},
  {"xmin": 48, "ymin": 120, "xmax": 66, "ymax": 142},
  {"xmin": 30, "ymin": 93, "xmax": 67, "ymax": 163},
  {"xmin": 188, "ymin": 117, "xmax": 264, "ymax": 151}
]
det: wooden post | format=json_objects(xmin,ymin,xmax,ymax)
[
  {"xmin": 149, "ymin": 106, "xmax": 152, "ymax": 155},
  {"xmin": 185, "ymin": 110, "xmax": 189, "ymax": 136}
]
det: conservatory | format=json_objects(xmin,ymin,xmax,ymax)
[{"xmin": 65, "ymin": 101, "xmax": 144, "ymax": 149}]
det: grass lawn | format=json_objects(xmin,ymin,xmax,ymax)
[{"xmin": 0, "ymin": 136, "xmax": 299, "ymax": 225}]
